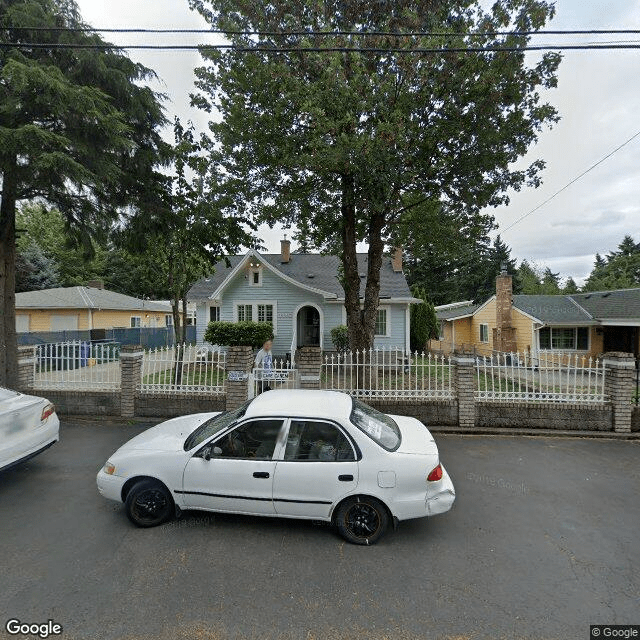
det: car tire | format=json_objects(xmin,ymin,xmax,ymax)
[
  {"xmin": 125, "ymin": 479, "xmax": 174, "ymax": 528},
  {"xmin": 335, "ymin": 496, "xmax": 389, "ymax": 545}
]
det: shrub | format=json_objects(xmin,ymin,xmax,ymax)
[
  {"xmin": 204, "ymin": 321, "xmax": 273, "ymax": 347},
  {"xmin": 330, "ymin": 324, "xmax": 350, "ymax": 353},
  {"xmin": 410, "ymin": 286, "xmax": 439, "ymax": 352}
]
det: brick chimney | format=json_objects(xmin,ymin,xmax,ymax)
[
  {"xmin": 493, "ymin": 266, "xmax": 517, "ymax": 353},
  {"xmin": 391, "ymin": 247, "xmax": 403, "ymax": 273},
  {"xmin": 86, "ymin": 280, "xmax": 104, "ymax": 290},
  {"xmin": 280, "ymin": 237, "xmax": 291, "ymax": 263}
]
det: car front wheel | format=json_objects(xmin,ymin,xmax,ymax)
[
  {"xmin": 125, "ymin": 479, "xmax": 174, "ymax": 528},
  {"xmin": 336, "ymin": 496, "xmax": 389, "ymax": 545}
]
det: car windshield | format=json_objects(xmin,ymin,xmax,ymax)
[
  {"xmin": 183, "ymin": 399, "xmax": 253, "ymax": 451},
  {"xmin": 349, "ymin": 398, "xmax": 401, "ymax": 451}
]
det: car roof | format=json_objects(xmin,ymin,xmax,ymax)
[{"xmin": 245, "ymin": 390, "xmax": 353, "ymax": 421}]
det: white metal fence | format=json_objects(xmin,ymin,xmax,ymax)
[
  {"xmin": 33, "ymin": 341, "xmax": 121, "ymax": 390},
  {"xmin": 321, "ymin": 348, "xmax": 453, "ymax": 399},
  {"xmin": 250, "ymin": 358, "xmax": 298, "ymax": 398},
  {"xmin": 140, "ymin": 344, "xmax": 226, "ymax": 394},
  {"xmin": 475, "ymin": 351, "xmax": 606, "ymax": 403}
]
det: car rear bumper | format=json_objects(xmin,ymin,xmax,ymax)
[
  {"xmin": 426, "ymin": 463, "xmax": 456, "ymax": 516},
  {"xmin": 96, "ymin": 469, "xmax": 126, "ymax": 502},
  {"xmin": 0, "ymin": 415, "xmax": 60, "ymax": 472}
]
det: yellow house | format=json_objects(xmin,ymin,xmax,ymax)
[
  {"xmin": 429, "ymin": 274, "xmax": 640, "ymax": 361},
  {"xmin": 15, "ymin": 286, "xmax": 176, "ymax": 333}
]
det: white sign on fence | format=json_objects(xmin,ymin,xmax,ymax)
[{"xmin": 228, "ymin": 371, "xmax": 249, "ymax": 382}]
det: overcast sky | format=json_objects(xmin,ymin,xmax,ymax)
[{"xmin": 76, "ymin": 0, "xmax": 640, "ymax": 285}]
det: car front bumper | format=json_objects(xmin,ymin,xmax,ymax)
[
  {"xmin": 426, "ymin": 463, "xmax": 456, "ymax": 516},
  {"xmin": 96, "ymin": 469, "xmax": 126, "ymax": 503}
]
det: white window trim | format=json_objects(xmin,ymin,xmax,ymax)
[
  {"xmin": 234, "ymin": 300, "xmax": 278, "ymax": 335},
  {"xmin": 165, "ymin": 314, "xmax": 173, "ymax": 327},
  {"xmin": 479, "ymin": 323, "xmax": 489, "ymax": 343},
  {"xmin": 130, "ymin": 316, "xmax": 142, "ymax": 328},
  {"xmin": 248, "ymin": 267, "xmax": 263, "ymax": 287},
  {"xmin": 374, "ymin": 306, "xmax": 391, "ymax": 338},
  {"xmin": 537, "ymin": 326, "xmax": 591, "ymax": 352}
]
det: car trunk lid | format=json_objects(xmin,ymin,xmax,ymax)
[{"xmin": 389, "ymin": 415, "xmax": 438, "ymax": 455}]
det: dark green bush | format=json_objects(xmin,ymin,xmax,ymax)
[
  {"xmin": 204, "ymin": 321, "xmax": 273, "ymax": 347},
  {"xmin": 410, "ymin": 285, "xmax": 439, "ymax": 352},
  {"xmin": 330, "ymin": 324, "xmax": 350, "ymax": 353}
]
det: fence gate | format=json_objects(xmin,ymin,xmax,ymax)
[{"xmin": 249, "ymin": 361, "xmax": 298, "ymax": 399}]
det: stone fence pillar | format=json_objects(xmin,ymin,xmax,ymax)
[
  {"xmin": 17, "ymin": 346, "xmax": 36, "ymax": 393},
  {"xmin": 296, "ymin": 346, "xmax": 322, "ymax": 390},
  {"xmin": 453, "ymin": 354, "xmax": 476, "ymax": 428},
  {"xmin": 225, "ymin": 346, "xmax": 254, "ymax": 410},
  {"xmin": 603, "ymin": 352, "xmax": 635, "ymax": 433},
  {"xmin": 120, "ymin": 345, "xmax": 143, "ymax": 418}
]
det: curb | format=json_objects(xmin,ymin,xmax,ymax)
[{"xmin": 430, "ymin": 426, "xmax": 640, "ymax": 440}]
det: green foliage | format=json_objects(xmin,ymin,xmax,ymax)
[
  {"xmin": 15, "ymin": 241, "xmax": 60, "ymax": 292},
  {"xmin": 562, "ymin": 277, "xmax": 579, "ymax": 294},
  {"xmin": 330, "ymin": 325, "xmax": 350, "ymax": 354},
  {"xmin": 583, "ymin": 235, "xmax": 640, "ymax": 292},
  {"xmin": 516, "ymin": 260, "xmax": 562, "ymax": 295},
  {"xmin": 189, "ymin": 0, "xmax": 561, "ymax": 350},
  {"xmin": 205, "ymin": 321, "xmax": 273, "ymax": 347},
  {"xmin": 410, "ymin": 286, "xmax": 439, "ymax": 351}
]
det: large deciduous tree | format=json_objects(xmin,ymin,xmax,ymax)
[
  {"xmin": 0, "ymin": 0, "xmax": 169, "ymax": 386},
  {"xmin": 189, "ymin": 0, "xmax": 561, "ymax": 351}
]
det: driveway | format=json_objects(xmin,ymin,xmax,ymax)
[{"xmin": 0, "ymin": 419, "xmax": 638, "ymax": 640}]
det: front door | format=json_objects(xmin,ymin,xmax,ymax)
[
  {"xmin": 296, "ymin": 306, "xmax": 320, "ymax": 347},
  {"xmin": 273, "ymin": 419, "xmax": 358, "ymax": 519},
  {"xmin": 181, "ymin": 419, "xmax": 285, "ymax": 515},
  {"xmin": 603, "ymin": 326, "xmax": 637, "ymax": 355}
]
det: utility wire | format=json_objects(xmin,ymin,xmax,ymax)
[
  {"xmin": 1, "ymin": 42, "xmax": 640, "ymax": 52},
  {"xmin": 4, "ymin": 27, "xmax": 640, "ymax": 36},
  {"xmin": 502, "ymin": 130, "xmax": 640, "ymax": 233}
]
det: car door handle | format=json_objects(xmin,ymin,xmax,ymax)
[
  {"xmin": 338, "ymin": 474, "xmax": 354, "ymax": 482},
  {"xmin": 253, "ymin": 471, "xmax": 270, "ymax": 479}
]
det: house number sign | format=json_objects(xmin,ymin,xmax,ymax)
[
  {"xmin": 277, "ymin": 312, "xmax": 292, "ymax": 319},
  {"xmin": 227, "ymin": 371, "xmax": 249, "ymax": 382}
]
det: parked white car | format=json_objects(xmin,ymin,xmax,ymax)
[
  {"xmin": 97, "ymin": 390, "xmax": 455, "ymax": 544},
  {"xmin": 0, "ymin": 386, "xmax": 59, "ymax": 472}
]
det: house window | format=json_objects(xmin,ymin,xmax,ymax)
[
  {"xmin": 539, "ymin": 327, "xmax": 589, "ymax": 351},
  {"xmin": 237, "ymin": 304, "xmax": 253, "ymax": 322},
  {"xmin": 257, "ymin": 304, "xmax": 273, "ymax": 324},
  {"xmin": 209, "ymin": 306, "xmax": 220, "ymax": 323},
  {"xmin": 165, "ymin": 314, "xmax": 173, "ymax": 327},
  {"xmin": 249, "ymin": 268, "xmax": 262, "ymax": 287},
  {"xmin": 479, "ymin": 323, "xmax": 489, "ymax": 343},
  {"xmin": 130, "ymin": 316, "xmax": 141, "ymax": 328},
  {"xmin": 375, "ymin": 308, "xmax": 388, "ymax": 337}
]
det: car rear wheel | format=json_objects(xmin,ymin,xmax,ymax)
[
  {"xmin": 125, "ymin": 479, "xmax": 174, "ymax": 528},
  {"xmin": 336, "ymin": 496, "xmax": 389, "ymax": 545}
]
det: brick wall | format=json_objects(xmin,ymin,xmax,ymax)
[
  {"xmin": 632, "ymin": 406, "xmax": 640, "ymax": 432},
  {"xmin": 45, "ymin": 390, "xmax": 122, "ymax": 416},
  {"xmin": 136, "ymin": 393, "xmax": 225, "ymax": 418},
  {"xmin": 367, "ymin": 399, "xmax": 458, "ymax": 426}
]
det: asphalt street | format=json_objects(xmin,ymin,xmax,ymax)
[{"xmin": 1, "ymin": 418, "xmax": 638, "ymax": 640}]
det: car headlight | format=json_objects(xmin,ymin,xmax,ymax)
[{"xmin": 103, "ymin": 462, "xmax": 116, "ymax": 475}]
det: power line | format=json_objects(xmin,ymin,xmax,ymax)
[
  {"xmin": 1, "ymin": 42, "xmax": 640, "ymax": 52},
  {"xmin": 4, "ymin": 27, "xmax": 640, "ymax": 36},
  {"xmin": 502, "ymin": 130, "xmax": 640, "ymax": 233}
]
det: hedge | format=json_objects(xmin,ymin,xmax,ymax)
[
  {"xmin": 204, "ymin": 321, "xmax": 274, "ymax": 347},
  {"xmin": 330, "ymin": 325, "xmax": 349, "ymax": 353}
]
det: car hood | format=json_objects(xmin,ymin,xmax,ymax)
[
  {"xmin": 119, "ymin": 412, "xmax": 220, "ymax": 452},
  {"xmin": 390, "ymin": 415, "xmax": 438, "ymax": 455}
]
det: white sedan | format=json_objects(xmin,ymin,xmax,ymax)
[
  {"xmin": 0, "ymin": 386, "xmax": 59, "ymax": 472},
  {"xmin": 97, "ymin": 390, "xmax": 455, "ymax": 544}
]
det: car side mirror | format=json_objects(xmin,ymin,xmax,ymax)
[{"xmin": 203, "ymin": 445, "xmax": 222, "ymax": 461}]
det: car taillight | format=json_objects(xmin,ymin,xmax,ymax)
[
  {"xmin": 41, "ymin": 404, "xmax": 55, "ymax": 421},
  {"xmin": 427, "ymin": 464, "xmax": 443, "ymax": 482}
]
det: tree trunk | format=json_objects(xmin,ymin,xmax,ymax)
[
  {"xmin": 0, "ymin": 164, "xmax": 18, "ymax": 388},
  {"xmin": 181, "ymin": 296, "xmax": 188, "ymax": 344}
]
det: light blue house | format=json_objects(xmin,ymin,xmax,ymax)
[{"xmin": 188, "ymin": 240, "xmax": 418, "ymax": 355}]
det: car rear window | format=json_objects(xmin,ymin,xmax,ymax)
[
  {"xmin": 349, "ymin": 398, "xmax": 401, "ymax": 451},
  {"xmin": 183, "ymin": 399, "xmax": 253, "ymax": 451}
]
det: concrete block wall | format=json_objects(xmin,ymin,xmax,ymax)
[
  {"xmin": 296, "ymin": 346, "xmax": 322, "ymax": 390},
  {"xmin": 136, "ymin": 393, "xmax": 225, "ymax": 418}
]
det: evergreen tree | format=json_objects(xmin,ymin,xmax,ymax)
[
  {"xmin": 15, "ymin": 242, "xmax": 60, "ymax": 292},
  {"xmin": 562, "ymin": 277, "xmax": 579, "ymax": 294}
]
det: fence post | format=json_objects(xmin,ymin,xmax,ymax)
[
  {"xmin": 603, "ymin": 352, "xmax": 635, "ymax": 433},
  {"xmin": 297, "ymin": 346, "xmax": 322, "ymax": 389},
  {"xmin": 120, "ymin": 345, "xmax": 144, "ymax": 418},
  {"xmin": 17, "ymin": 346, "xmax": 36, "ymax": 392},
  {"xmin": 225, "ymin": 345, "xmax": 254, "ymax": 410},
  {"xmin": 453, "ymin": 354, "xmax": 476, "ymax": 428}
]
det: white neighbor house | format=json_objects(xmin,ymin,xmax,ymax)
[{"xmin": 188, "ymin": 240, "xmax": 419, "ymax": 355}]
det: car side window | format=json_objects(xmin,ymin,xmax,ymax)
[
  {"xmin": 213, "ymin": 420, "xmax": 284, "ymax": 460},
  {"xmin": 284, "ymin": 420, "xmax": 355, "ymax": 462}
]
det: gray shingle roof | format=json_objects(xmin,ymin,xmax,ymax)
[
  {"xmin": 436, "ymin": 303, "xmax": 479, "ymax": 320},
  {"xmin": 188, "ymin": 252, "xmax": 412, "ymax": 300},
  {"xmin": 513, "ymin": 295, "xmax": 594, "ymax": 325},
  {"xmin": 15, "ymin": 287, "xmax": 172, "ymax": 312},
  {"xmin": 569, "ymin": 288, "xmax": 640, "ymax": 320}
]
